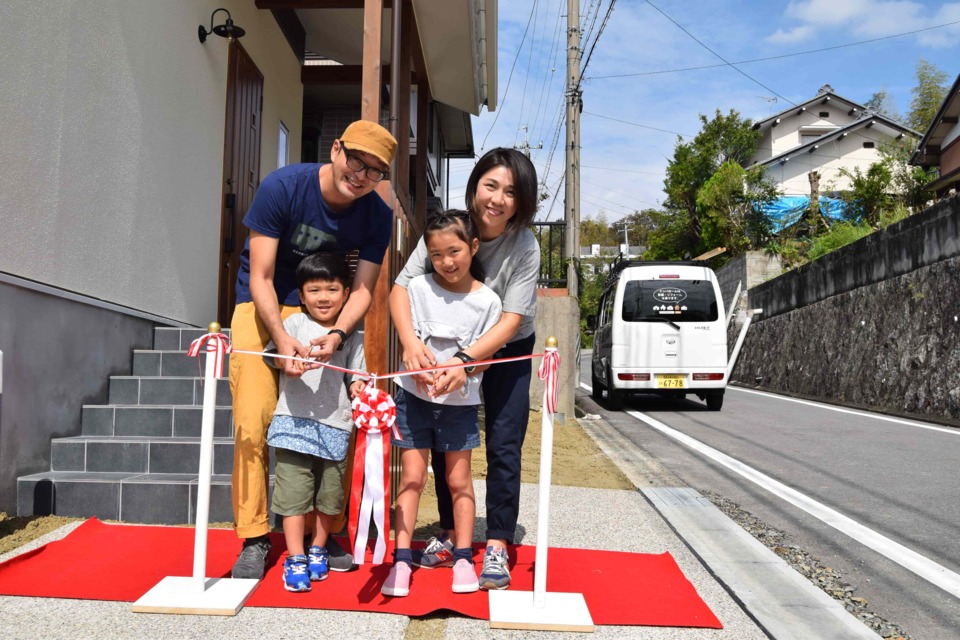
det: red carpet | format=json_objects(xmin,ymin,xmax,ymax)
[{"xmin": 0, "ymin": 519, "xmax": 721, "ymax": 628}]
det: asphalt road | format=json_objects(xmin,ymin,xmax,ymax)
[{"xmin": 578, "ymin": 350, "xmax": 960, "ymax": 640}]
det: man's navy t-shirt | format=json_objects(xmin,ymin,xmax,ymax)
[{"xmin": 235, "ymin": 163, "xmax": 392, "ymax": 306}]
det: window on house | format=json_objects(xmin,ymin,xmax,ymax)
[
  {"xmin": 278, "ymin": 121, "xmax": 289, "ymax": 169},
  {"xmin": 819, "ymin": 111, "xmax": 830, "ymax": 117},
  {"xmin": 862, "ymin": 141, "xmax": 875, "ymax": 149}
]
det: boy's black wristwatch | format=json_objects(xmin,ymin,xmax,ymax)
[
  {"xmin": 327, "ymin": 329, "xmax": 347, "ymax": 351},
  {"xmin": 453, "ymin": 351, "xmax": 476, "ymax": 374}
]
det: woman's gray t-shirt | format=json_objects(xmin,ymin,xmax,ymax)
[{"xmin": 395, "ymin": 228, "xmax": 539, "ymax": 342}]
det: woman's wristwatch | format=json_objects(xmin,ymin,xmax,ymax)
[
  {"xmin": 453, "ymin": 351, "xmax": 477, "ymax": 374},
  {"xmin": 327, "ymin": 329, "xmax": 347, "ymax": 351}
]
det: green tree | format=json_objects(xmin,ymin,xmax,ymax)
[
  {"xmin": 837, "ymin": 162, "xmax": 893, "ymax": 227},
  {"xmin": 907, "ymin": 58, "xmax": 949, "ymax": 132},
  {"xmin": 697, "ymin": 162, "xmax": 778, "ymax": 255},
  {"xmin": 863, "ymin": 88, "xmax": 901, "ymax": 122},
  {"xmin": 580, "ymin": 211, "xmax": 617, "ymax": 247},
  {"xmin": 656, "ymin": 109, "xmax": 765, "ymax": 257}
]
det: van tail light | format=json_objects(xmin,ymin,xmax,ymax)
[
  {"xmin": 692, "ymin": 373, "xmax": 725, "ymax": 381},
  {"xmin": 618, "ymin": 373, "xmax": 651, "ymax": 381},
  {"xmin": 659, "ymin": 274, "xmax": 679, "ymax": 279}
]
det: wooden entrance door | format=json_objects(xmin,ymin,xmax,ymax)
[{"xmin": 217, "ymin": 41, "xmax": 264, "ymax": 327}]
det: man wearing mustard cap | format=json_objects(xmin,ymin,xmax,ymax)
[{"xmin": 229, "ymin": 120, "xmax": 397, "ymax": 580}]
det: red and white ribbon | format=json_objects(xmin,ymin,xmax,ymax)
[
  {"xmin": 537, "ymin": 347, "xmax": 560, "ymax": 416},
  {"xmin": 348, "ymin": 380, "xmax": 397, "ymax": 565},
  {"xmin": 186, "ymin": 333, "xmax": 232, "ymax": 379}
]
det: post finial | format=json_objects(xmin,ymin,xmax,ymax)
[
  {"xmin": 545, "ymin": 336, "xmax": 558, "ymax": 348},
  {"xmin": 208, "ymin": 322, "xmax": 222, "ymax": 334}
]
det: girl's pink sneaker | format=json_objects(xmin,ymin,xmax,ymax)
[
  {"xmin": 381, "ymin": 562, "xmax": 411, "ymax": 597},
  {"xmin": 451, "ymin": 558, "xmax": 479, "ymax": 593}
]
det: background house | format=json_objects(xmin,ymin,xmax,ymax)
[
  {"xmin": 0, "ymin": 0, "xmax": 497, "ymax": 517},
  {"xmin": 746, "ymin": 84, "xmax": 920, "ymax": 198},
  {"xmin": 911, "ymin": 73, "xmax": 960, "ymax": 197}
]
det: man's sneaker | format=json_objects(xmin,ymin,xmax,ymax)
[
  {"xmin": 380, "ymin": 562, "xmax": 412, "ymax": 597},
  {"xmin": 282, "ymin": 555, "xmax": 311, "ymax": 592},
  {"xmin": 451, "ymin": 558, "xmax": 479, "ymax": 593},
  {"xmin": 479, "ymin": 546, "xmax": 511, "ymax": 591},
  {"xmin": 231, "ymin": 536, "xmax": 272, "ymax": 580},
  {"xmin": 326, "ymin": 536, "xmax": 355, "ymax": 572},
  {"xmin": 412, "ymin": 535, "xmax": 454, "ymax": 569},
  {"xmin": 307, "ymin": 546, "xmax": 329, "ymax": 581}
]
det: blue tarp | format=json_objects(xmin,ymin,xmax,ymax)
[{"xmin": 762, "ymin": 196, "xmax": 848, "ymax": 233}]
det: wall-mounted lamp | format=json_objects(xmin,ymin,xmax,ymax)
[{"xmin": 198, "ymin": 8, "xmax": 245, "ymax": 43}]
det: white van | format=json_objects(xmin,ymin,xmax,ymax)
[{"xmin": 590, "ymin": 261, "xmax": 728, "ymax": 410}]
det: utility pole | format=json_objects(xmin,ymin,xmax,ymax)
[
  {"xmin": 564, "ymin": 0, "xmax": 581, "ymax": 296},
  {"xmin": 514, "ymin": 124, "xmax": 542, "ymax": 158}
]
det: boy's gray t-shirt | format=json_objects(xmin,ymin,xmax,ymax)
[
  {"xmin": 395, "ymin": 227, "xmax": 539, "ymax": 342},
  {"xmin": 396, "ymin": 274, "xmax": 502, "ymax": 405},
  {"xmin": 266, "ymin": 313, "xmax": 365, "ymax": 432}
]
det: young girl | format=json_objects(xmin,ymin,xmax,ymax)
[{"xmin": 381, "ymin": 210, "xmax": 502, "ymax": 597}]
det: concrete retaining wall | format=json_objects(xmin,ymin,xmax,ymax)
[{"xmin": 733, "ymin": 195, "xmax": 960, "ymax": 423}]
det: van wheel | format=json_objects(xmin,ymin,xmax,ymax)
[
  {"xmin": 591, "ymin": 368, "xmax": 603, "ymax": 402},
  {"xmin": 606, "ymin": 367, "xmax": 623, "ymax": 410},
  {"xmin": 706, "ymin": 391, "xmax": 724, "ymax": 411}
]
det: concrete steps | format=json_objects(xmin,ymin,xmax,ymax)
[{"xmin": 16, "ymin": 327, "xmax": 267, "ymax": 525}]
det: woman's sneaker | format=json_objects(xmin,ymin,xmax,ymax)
[
  {"xmin": 412, "ymin": 535, "xmax": 454, "ymax": 569},
  {"xmin": 479, "ymin": 546, "xmax": 511, "ymax": 590},
  {"xmin": 451, "ymin": 558, "xmax": 479, "ymax": 593},
  {"xmin": 307, "ymin": 546, "xmax": 329, "ymax": 581},
  {"xmin": 380, "ymin": 562, "xmax": 412, "ymax": 597},
  {"xmin": 282, "ymin": 555, "xmax": 311, "ymax": 592}
]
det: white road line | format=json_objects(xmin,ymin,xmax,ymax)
[
  {"xmin": 730, "ymin": 386, "xmax": 960, "ymax": 436},
  {"xmin": 624, "ymin": 407, "xmax": 960, "ymax": 600}
]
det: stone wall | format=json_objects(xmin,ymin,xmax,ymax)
[{"xmin": 732, "ymin": 195, "xmax": 960, "ymax": 423}]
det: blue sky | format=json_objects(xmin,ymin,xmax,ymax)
[{"xmin": 448, "ymin": 0, "xmax": 960, "ymax": 224}]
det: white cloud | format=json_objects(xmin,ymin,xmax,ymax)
[
  {"xmin": 771, "ymin": 0, "xmax": 960, "ymax": 43},
  {"xmin": 766, "ymin": 25, "xmax": 815, "ymax": 44}
]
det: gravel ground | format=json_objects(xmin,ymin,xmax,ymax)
[{"xmin": 704, "ymin": 491, "xmax": 910, "ymax": 640}]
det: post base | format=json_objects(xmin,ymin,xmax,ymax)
[
  {"xmin": 132, "ymin": 576, "xmax": 260, "ymax": 616},
  {"xmin": 489, "ymin": 590, "xmax": 594, "ymax": 632}
]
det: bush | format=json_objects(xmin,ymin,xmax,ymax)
[{"xmin": 807, "ymin": 221, "xmax": 871, "ymax": 261}]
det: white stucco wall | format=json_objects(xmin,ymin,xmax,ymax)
[
  {"xmin": 0, "ymin": 0, "xmax": 302, "ymax": 325},
  {"xmin": 751, "ymin": 102, "xmax": 862, "ymax": 164},
  {"xmin": 760, "ymin": 131, "xmax": 891, "ymax": 196}
]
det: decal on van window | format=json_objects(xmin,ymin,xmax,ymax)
[{"xmin": 622, "ymin": 280, "xmax": 718, "ymax": 323}]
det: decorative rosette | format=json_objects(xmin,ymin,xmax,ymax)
[{"xmin": 348, "ymin": 381, "xmax": 398, "ymax": 565}]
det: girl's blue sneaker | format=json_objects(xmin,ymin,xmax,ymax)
[
  {"xmin": 308, "ymin": 546, "xmax": 329, "ymax": 581},
  {"xmin": 282, "ymin": 554, "xmax": 311, "ymax": 592}
]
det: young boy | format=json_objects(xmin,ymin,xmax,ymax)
[{"xmin": 265, "ymin": 253, "xmax": 366, "ymax": 592}]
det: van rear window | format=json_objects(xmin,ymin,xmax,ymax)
[{"xmin": 621, "ymin": 280, "xmax": 718, "ymax": 322}]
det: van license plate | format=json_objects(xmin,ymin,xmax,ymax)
[{"xmin": 657, "ymin": 374, "xmax": 686, "ymax": 389}]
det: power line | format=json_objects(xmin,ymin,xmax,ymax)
[
  {"xmin": 583, "ymin": 111, "xmax": 693, "ymax": 138},
  {"xmin": 582, "ymin": 164, "xmax": 664, "ymax": 175},
  {"xmin": 643, "ymin": 0, "xmax": 797, "ymax": 107},
  {"xmin": 479, "ymin": 0, "xmax": 539, "ymax": 151},
  {"xmin": 576, "ymin": 0, "xmax": 616, "ymax": 92},
  {"xmin": 587, "ymin": 19, "xmax": 960, "ymax": 80}
]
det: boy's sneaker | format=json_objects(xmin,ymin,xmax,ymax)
[
  {"xmin": 231, "ymin": 535, "xmax": 272, "ymax": 580},
  {"xmin": 412, "ymin": 535, "xmax": 454, "ymax": 569},
  {"xmin": 282, "ymin": 555, "xmax": 311, "ymax": 592},
  {"xmin": 479, "ymin": 546, "xmax": 511, "ymax": 591},
  {"xmin": 326, "ymin": 537, "xmax": 355, "ymax": 572},
  {"xmin": 380, "ymin": 562, "xmax": 412, "ymax": 597},
  {"xmin": 451, "ymin": 558, "xmax": 479, "ymax": 593},
  {"xmin": 307, "ymin": 546, "xmax": 329, "ymax": 581}
]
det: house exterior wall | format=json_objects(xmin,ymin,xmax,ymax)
[
  {"xmin": 751, "ymin": 103, "xmax": 860, "ymax": 163},
  {"xmin": 760, "ymin": 132, "xmax": 888, "ymax": 196},
  {"xmin": 0, "ymin": 0, "xmax": 302, "ymax": 326},
  {"xmin": 941, "ymin": 126, "xmax": 960, "ymax": 177}
]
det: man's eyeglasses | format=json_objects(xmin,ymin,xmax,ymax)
[{"xmin": 339, "ymin": 145, "xmax": 389, "ymax": 183}]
